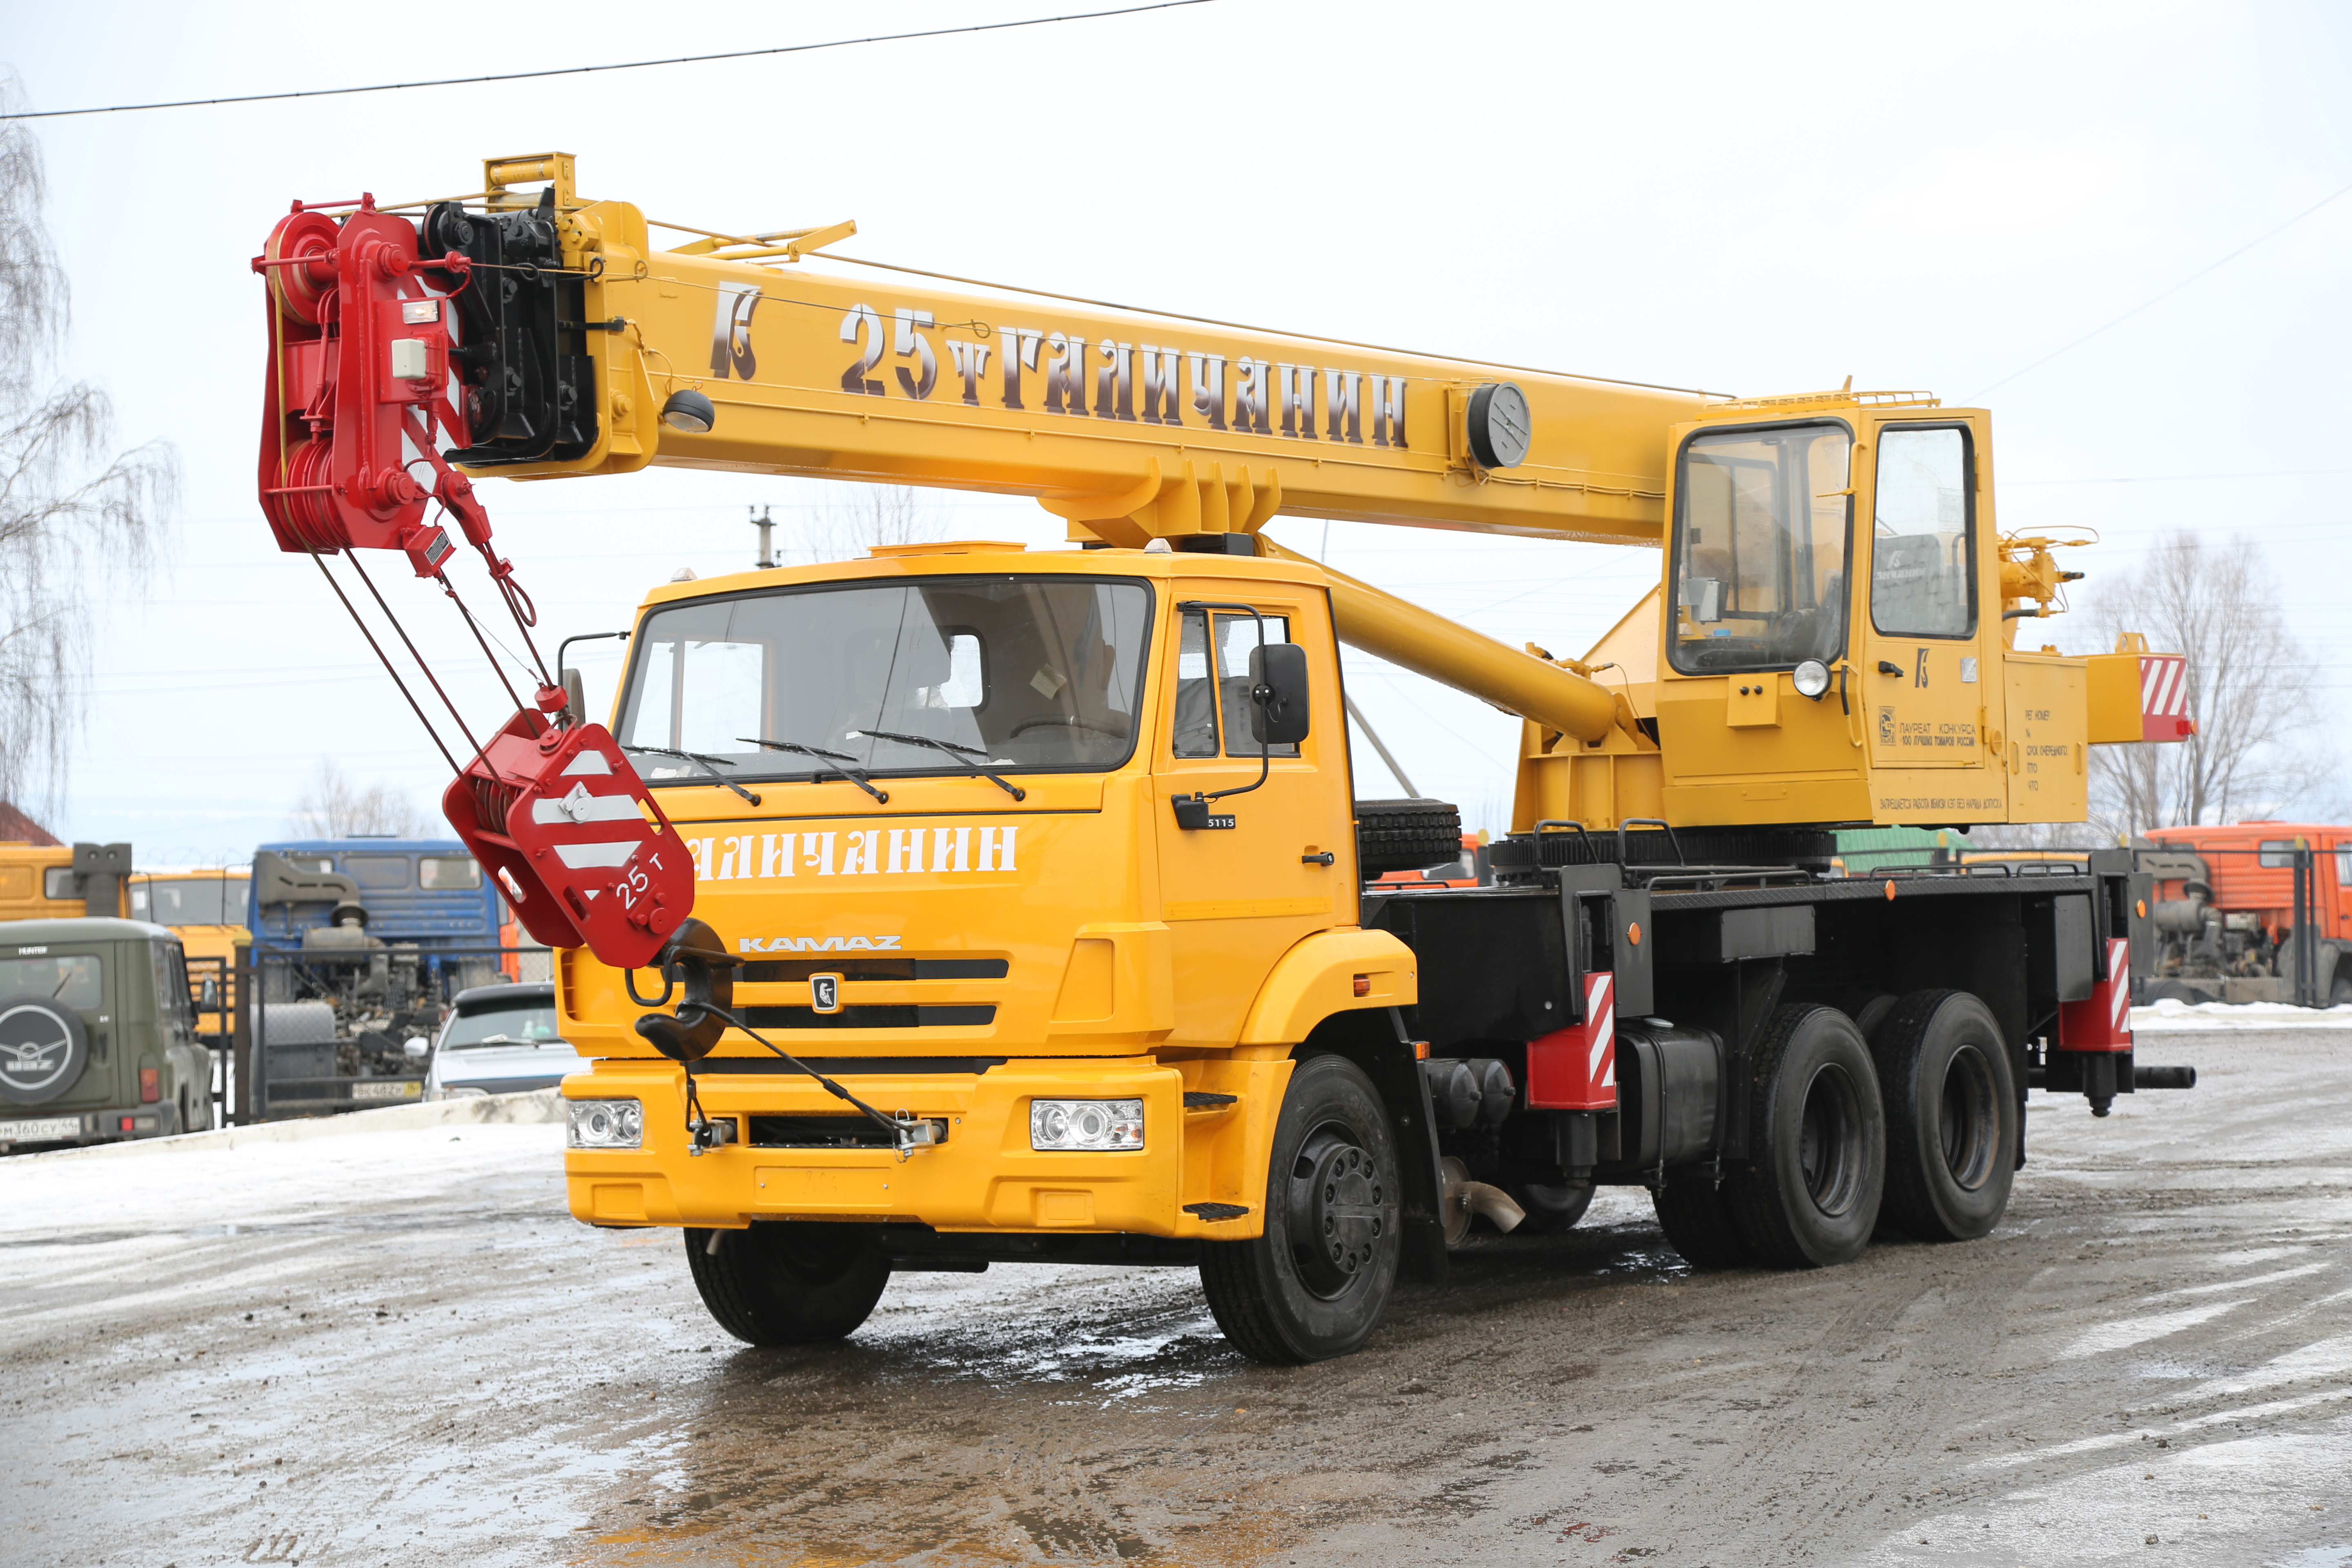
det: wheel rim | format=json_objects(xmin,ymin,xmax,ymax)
[
  {"xmin": 1795, "ymin": 1064, "xmax": 1863, "ymax": 1217},
  {"xmin": 1288, "ymin": 1121, "xmax": 1386, "ymax": 1299},
  {"xmin": 1936, "ymin": 1043, "xmax": 1998, "ymax": 1191}
]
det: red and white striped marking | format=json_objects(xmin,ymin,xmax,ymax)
[
  {"xmin": 1527, "ymin": 972, "xmax": 1617, "ymax": 1109},
  {"xmin": 2058, "ymin": 938, "xmax": 2132, "ymax": 1051},
  {"xmin": 2140, "ymin": 655, "xmax": 2194, "ymax": 742}
]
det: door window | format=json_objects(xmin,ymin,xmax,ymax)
[
  {"xmin": 345, "ymin": 855, "xmax": 412, "ymax": 890},
  {"xmin": 1172, "ymin": 609, "xmax": 1299, "ymax": 758},
  {"xmin": 1669, "ymin": 422, "xmax": 1852, "ymax": 673},
  {"xmin": 1871, "ymin": 426, "xmax": 1975, "ymax": 637}
]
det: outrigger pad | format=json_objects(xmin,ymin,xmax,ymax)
[{"xmin": 441, "ymin": 708, "xmax": 697, "ymax": 971}]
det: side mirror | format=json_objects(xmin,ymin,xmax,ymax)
[
  {"xmin": 198, "ymin": 977, "xmax": 220, "ymax": 1011},
  {"xmin": 561, "ymin": 667, "xmax": 588, "ymax": 726},
  {"xmin": 403, "ymin": 1036, "xmax": 430, "ymax": 1062},
  {"xmin": 1247, "ymin": 643, "xmax": 1312, "ymax": 746}
]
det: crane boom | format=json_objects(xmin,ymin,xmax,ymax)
[{"xmin": 417, "ymin": 157, "xmax": 1707, "ymax": 548}]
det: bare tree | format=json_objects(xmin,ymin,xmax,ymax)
[
  {"xmin": 288, "ymin": 757, "xmax": 428, "ymax": 839},
  {"xmin": 2084, "ymin": 530, "xmax": 2318, "ymax": 835},
  {"xmin": 791, "ymin": 483, "xmax": 950, "ymax": 563},
  {"xmin": 0, "ymin": 78, "xmax": 179, "ymax": 821}
]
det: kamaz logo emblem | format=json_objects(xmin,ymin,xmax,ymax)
[
  {"xmin": 737, "ymin": 935, "xmax": 903, "ymax": 953},
  {"xmin": 810, "ymin": 975, "xmax": 842, "ymax": 1014}
]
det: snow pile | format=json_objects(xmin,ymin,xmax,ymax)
[
  {"xmin": 0, "ymin": 1116, "xmax": 564, "ymax": 1238},
  {"xmin": 2132, "ymin": 998, "xmax": 2352, "ymax": 1031}
]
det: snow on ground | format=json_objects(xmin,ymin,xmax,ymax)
[
  {"xmin": 2134, "ymin": 1000, "xmax": 2352, "ymax": 1031},
  {"xmin": 0, "ymin": 1119, "xmax": 565, "ymax": 1237}
]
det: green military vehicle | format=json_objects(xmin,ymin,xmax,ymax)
[{"xmin": 0, "ymin": 918, "xmax": 218, "ymax": 1151}]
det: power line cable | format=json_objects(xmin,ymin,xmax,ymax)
[
  {"xmin": 1965, "ymin": 177, "xmax": 2352, "ymax": 402},
  {"xmin": 0, "ymin": 3, "xmax": 1211, "ymax": 120}
]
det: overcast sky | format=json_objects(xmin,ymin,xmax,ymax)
[{"xmin": 7, "ymin": 0, "xmax": 2349, "ymax": 862}]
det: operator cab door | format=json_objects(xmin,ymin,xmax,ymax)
[
  {"xmin": 1153, "ymin": 586, "xmax": 1352, "ymax": 1050},
  {"xmin": 1860, "ymin": 421, "xmax": 1993, "ymax": 777}
]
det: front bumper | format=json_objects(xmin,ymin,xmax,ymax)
[{"xmin": 562, "ymin": 1053, "xmax": 1291, "ymax": 1240}]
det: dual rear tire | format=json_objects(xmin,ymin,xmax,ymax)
[{"xmin": 1653, "ymin": 991, "xmax": 2016, "ymax": 1270}]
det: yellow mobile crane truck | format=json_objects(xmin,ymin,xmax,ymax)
[{"xmin": 256, "ymin": 155, "xmax": 2194, "ymax": 1363}]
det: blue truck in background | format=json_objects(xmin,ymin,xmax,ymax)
[{"xmin": 247, "ymin": 839, "xmax": 526, "ymax": 1096}]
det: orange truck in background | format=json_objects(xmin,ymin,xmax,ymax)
[{"xmin": 2138, "ymin": 824, "xmax": 2352, "ymax": 1006}]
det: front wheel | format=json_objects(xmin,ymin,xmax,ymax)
[
  {"xmin": 1199, "ymin": 1054, "xmax": 1401, "ymax": 1364},
  {"xmin": 684, "ymin": 1223, "xmax": 891, "ymax": 1345}
]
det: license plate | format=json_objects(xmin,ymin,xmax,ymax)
[
  {"xmin": 351, "ymin": 1080, "xmax": 421, "ymax": 1102},
  {"xmin": 0, "ymin": 1116, "xmax": 82, "ymax": 1142}
]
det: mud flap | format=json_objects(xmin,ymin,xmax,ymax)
[{"xmin": 1364, "ymin": 1007, "xmax": 1449, "ymax": 1283}]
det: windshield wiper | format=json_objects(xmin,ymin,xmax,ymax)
[
  {"xmin": 851, "ymin": 729, "xmax": 1026, "ymax": 800},
  {"xmin": 737, "ymin": 737, "xmax": 889, "ymax": 804},
  {"xmin": 619, "ymin": 745, "xmax": 762, "ymax": 806}
]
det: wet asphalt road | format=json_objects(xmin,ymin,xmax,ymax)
[{"xmin": 4, "ymin": 1027, "xmax": 2350, "ymax": 1568}]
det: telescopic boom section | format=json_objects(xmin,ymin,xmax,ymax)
[{"xmin": 564, "ymin": 212, "xmax": 1706, "ymax": 550}]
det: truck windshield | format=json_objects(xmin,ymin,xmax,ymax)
[
  {"xmin": 131, "ymin": 878, "xmax": 243, "ymax": 926},
  {"xmin": 1669, "ymin": 422, "xmax": 1852, "ymax": 674},
  {"xmin": 616, "ymin": 576, "xmax": 1152, "ymax": 782}
]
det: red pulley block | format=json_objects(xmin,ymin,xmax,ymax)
[{"xmin": 441, "ymin": 706, "xmax": 697, "ymax": 972}]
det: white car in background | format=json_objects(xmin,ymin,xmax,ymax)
[{"xmin": 418, "ymin": 982, "xmax": 588, "ymax": 1100}]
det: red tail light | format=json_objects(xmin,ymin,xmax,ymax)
[{"xmin": 139, "ymin": 1067, "xmax": 160, "ymax": 1103}]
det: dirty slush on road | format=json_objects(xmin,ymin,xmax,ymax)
[{"xmin": 4, "ymin": 1029, "xmax": 2348, "ymax": 1567}]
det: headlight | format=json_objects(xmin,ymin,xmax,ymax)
[
  {"xmin": 1792, "ymin": 659, "xmax": 1832, "ymax": 699},
  {"xmin": 568, "ymin": 1098, "xmax": 644, "ymax": 1149},
  {"xmin": 1030, "ymin": 1098, "xmax": 1144, "ymax": 1151}
]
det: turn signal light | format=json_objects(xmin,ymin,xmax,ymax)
[{"xmin": 138, "ymin": 1067, "xmax": 160, "ymax": 1103}]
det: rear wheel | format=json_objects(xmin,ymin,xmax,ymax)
[
  {"xmin": 1199, "ymin": 1054, "xmax": 1401, "ymax": 1364},
  {"xmin": 1872, "ymin": 990, "xmax": 2016, "ymax": 1241},
  {"xmin": 1729, "ymin": 1005, "xmax": 1884, "ymax": 1268},
  {"xmin": 684, "ymin": 1223, "xmax": 891, "ymax": 1345},
  {"xmin": 1653, "ymin": 1172, "xmax": 1748, "ymax": 1267}
]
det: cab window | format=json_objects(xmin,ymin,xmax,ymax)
[
  {"xmin": 1669, "ymin": 422, "xmax": 1852, "ymax": 674},
  {"xmin": 1172, "ymin": 609, "xmax": 1299, "ymax": 759},
  {"xmin": 345, "ymin": 855, "xmax": 412, "ymax": 890},
  {"xmin": 419, "ymin": 857, "xmax": 481, "ymax": 891},
  {"xmin": 2259, "ymin": 840, "xmax": 2297, "ymax": 869},
  {"xmin": 1871, "ymin": 425, "xmax": 1976, "ymax": 638}
]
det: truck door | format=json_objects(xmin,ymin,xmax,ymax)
[
  {"xmin": 1154, "ymin": 586, "xmax": 1353, "ymax": 1049},
  {"xmin": 1862, "ymin": 422, "xmax": 1992, "ymax": 776}
]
